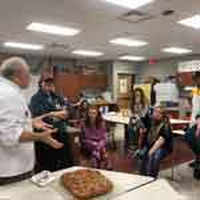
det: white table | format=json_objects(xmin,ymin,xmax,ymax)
[
  {"xmin": 103, "ymin": 112, "xmax": 191, "ymax": 126},
  {"xmin": 103, "ymin": 112, "xmax": 129, "ymax": 125},
  {"xmin": 66, "ymin": 126, "xmax": 80, "ymax": 134},
  {"xmin": 170, "ymin": 118, "xmax": 190, "ymax": 126},
  {"xmin": 173, "ymin": 129, "xmax": 186, "ymax": 136},
  {"xmin": 0, "ymin": 167, "xmax": 154, "ymax": 200},
  {"xmin": 103, "ymin": 112, "xmax": 190, "ymax": 148},
  {"xmin": 115, "ymin": 179, "xmax": 186, "ymax": 200}
]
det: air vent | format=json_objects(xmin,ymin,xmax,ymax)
[
  {"xmin": 48, "ymin": 43, "xmax": 69, "ymax": 49},
  {"xmin": 118, "ymin": 10, "xmax": 154, "ymax": 24}
]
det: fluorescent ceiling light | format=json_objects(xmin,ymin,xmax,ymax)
[
  {"xmin": 72, "ymin": 50, "xmax": 104, "ymax": 57},
  {"xmin": 162, "ymin": 47, "xmax": 192, "ymax": 54},
  {"xmin": 104, "ymin": 0, "xmax": 154, "ymax": 9},
  {"xmin": 178, "ymin": 15, "xmax": 200, "ymax": 29},
  {"xmin": 4, "ymin": 42, "xmax": 44, "ymax": 50},
  {"xmin": 119, "ymin": 55, "xmax": 146, "ymax": 61},
  {"xmin": 110, "ymin": 38, "xmax": 148, "ymax": 47},
  {"xmin": 27, "ymin": 22, "xmax": 80, "ymax": 36}
]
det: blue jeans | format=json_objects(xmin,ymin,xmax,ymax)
[
  {"xmin": 137, "ymin": 147, "xmax": 170, "ymax": 178},
  {"xmin": 185, "ymin": 126, "xmax": 200, "ymax": 155},
  {"xmin": 127, "ymin": 126, "xmax": 138, "ymax": 147}
]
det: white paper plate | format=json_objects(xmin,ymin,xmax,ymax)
[{"xmin": 31, "ymin": 171, "xmax": 56, "ymax": 187}]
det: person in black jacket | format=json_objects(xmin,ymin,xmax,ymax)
[
  {"xmin": 135, "ymin": 106, "xmax": 173, "ymax": 178},
  {"xmin": 29, "ymin": 76, "xmax": 73, "ymax": 172}
]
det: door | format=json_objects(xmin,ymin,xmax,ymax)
[{"xmin": 117, "ymin": 73, "xmax": 135, "ymax": 108}]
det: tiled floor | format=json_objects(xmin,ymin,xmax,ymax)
[
  {"xmin": 112, "ymin": 125, "xmax": 200, "ymax": 200},
  {"xmin": 104, "ymin": 124, "xmax": 193, "ymax": 172},
  {"xmin": 77, "ymin": 124, "xmax": 199, "ymax": 199},
  {"xmin": 77, "ymin": 125, "xmax": 200, "ymax": 200},
  {"xmin": 160, "ymin": 163, "xmax": 200, "ymax": 200},
  {"xmin": 79, "ymin": 124, "xmax": 193, "ymax": 171}
]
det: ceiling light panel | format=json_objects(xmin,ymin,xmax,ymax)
[
  {"xmin": 4, "ymin": 42, "xmax": 44, "ymax": 50},
  {"xmin": 27, "ymin": 22, "xmax": 81, "ymax": 36},
  {"xmin": 72, "ymin": 50, "xmax": 104, "ymax": 57},
  {"xmin": 110, "ymin": 38, "xmax": 148, "ymax": 47},
  {"xmin": 162, "ymin": 47, "xmax": 192, "ymax": 54},
  {"xmin": 104, "ymin": 0, "xmax": 154, "ymax": 9},
  {"xmin": 178, "ymin": 15, "xmax": 200, "ymax": 29},
  {"xmin": 119, "ymin": 55, "xmax": 146, "ymax": 61}
]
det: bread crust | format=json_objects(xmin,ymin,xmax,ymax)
[{"xmin": 62, "ymin": 169, "xmax": 113, "ymax": 199}]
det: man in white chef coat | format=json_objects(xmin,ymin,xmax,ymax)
[
  {"xmin": 191, "ymin": 72, "xmax": 200, "ymax": 124},
  {"xmin": 0, "ymin": 57, "xmax": 63, "ymax": 185}
]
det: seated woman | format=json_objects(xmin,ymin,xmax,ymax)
[
  {"xmin": 127, "ymin": 88, "xmax": 149, "ymax": 150},
  {"xmin": 76, "ymin": 100, "xmax": 90, "ymax": 120},
  {"xmin": 185, "ymin": 114, "xmax": 200, "ymax": 179},
  {"xmin": 135, "ymin": 106, "xmax": 173, "ymax": 178},
  {"xmin": 80, "ymin": 106, "xmax": 110, "ymax": 169}
]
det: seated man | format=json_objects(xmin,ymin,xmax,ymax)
[
  {"xmin": 185, "ymin": 114, "xmax": 200, "ymax": 179},
  {"xmin": 135, "ymin": 106, "xmax": 173, "ymax": 178}
]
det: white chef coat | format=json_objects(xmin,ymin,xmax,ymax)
[{"xmin": 0, "ymin": 77, "xmax": 35, "ymax": 177}]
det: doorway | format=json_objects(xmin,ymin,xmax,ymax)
[{"xmin": 117, "ymin": 73, "xmax": 135, "ymax": 108}]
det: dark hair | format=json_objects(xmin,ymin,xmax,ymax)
[
  {"xmin": 38, "ymin": 74, "xmax": 54, "ymax": 87},
  {"xmin": 192, "ymin": 72, "xmax": 200, "ymax": 81},
  {"xmin": 130, "ymin": 88, "xmax": 146, "ymax": 113},
  {"xmin": 80, "ymin": 100, "xmax": 89, "ymax": 109},
  {"xmin": 79, "ymin": 92, "xmax": 84, "ymax": 98},
  {"xmin": 78, "ymin": 100, "xmax": 89, "ymax": 119},
  {"xmin": 85, "ymin": 106, "xmax": 103, "ymax": 128},
  {"xmin": 196, "ymin": 114, "xmax": 200, "ymax": 119},
  {"xmin": 153, "ymin": 105, "xmax": 171, "ymax": 124}
]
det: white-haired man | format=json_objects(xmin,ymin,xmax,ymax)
[{"xmin": 0, "ymin": 57, "xmax": 63, "ymax": 185}]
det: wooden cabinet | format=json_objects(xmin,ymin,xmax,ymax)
[
  {"xmin": 54, "ymin": 72, "xmax": 108, "ymax": 100},
  {"xmin": 177, "ymin": 72, "xmax": 193, "ymax": 86}
]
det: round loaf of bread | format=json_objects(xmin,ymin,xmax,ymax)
[{"xmin": 62, "ymin": 169, "xmax": 113, "ymax": 199}]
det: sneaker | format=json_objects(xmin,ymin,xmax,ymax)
[
  {"xmin": 189, "ymin": 161, "xmax": 196, "ymax": 168},
  {"xmin": 193, "ymin": 161, "xmax": 200, "ymax": 180}
]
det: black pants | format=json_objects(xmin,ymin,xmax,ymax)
[
  {"xmin": 35, "ymin": 130, "xmax": 73, "ymax": 172},
  {"xmin": 0, "ymin": 171, "xmax": 33, "ymax": 186}
]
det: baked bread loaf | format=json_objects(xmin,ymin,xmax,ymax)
[{"xmin": 62, "ymin": 169, "xmax": 113, "ymax": 199}]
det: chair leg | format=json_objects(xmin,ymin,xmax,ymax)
[
  {"xmin": 107, "ymin": 124, "xmax": 116, "ymax": 149},
  {"xmin": 171, "ymin": 158, "xmax": 175, "ymax": 181},
  {"xmin": 111, "ymin": 129, "xmax": 116, "ymax": 149}
]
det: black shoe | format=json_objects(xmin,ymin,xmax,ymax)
[
  {"xmin": 189, "ymin": 161, "xmax": 196, "ymax": 168},
  {"xmin": 193, "ymin": 161, "xmax": 200, "ymax": 180}
]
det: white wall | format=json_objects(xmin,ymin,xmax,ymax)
[
  {"xmin": 112, "ymin": 61, "xmax": 137, "ymax": 101},
  {"xmin": 22, "ymin": 75, "xmax": 40, "ymax": 103},
  {"xmin": 137, "ymin": 55, "xmax": 200, "ymax": 82},
  {"xmin": 138, "ymin": 60, "xmax": 177, "ymax": 81}
]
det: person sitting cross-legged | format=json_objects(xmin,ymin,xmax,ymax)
[{"xmin": 134, "ymin": 106, "xmax": 173, "ymax": 178}]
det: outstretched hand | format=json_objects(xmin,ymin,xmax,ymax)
[
  {"xmin": 39, "ymin": 128, "xmax": 64, "ymax": 149},
  {"xmin": 32, "ymin": 114, "xmax": 53, "ymax": 131},
  {"xmin": 50, "ymin": 110, "xmax": 68, "ymax": 120}
]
